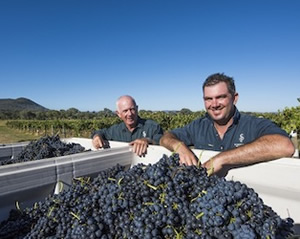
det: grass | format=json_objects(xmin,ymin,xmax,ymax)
[
  {"xmin": 0, "ymin": 120, "xmax": 40, "ymax": 144},
  {"xmin": 0, "ymin": 120, "xmax": 90, "ymax": 144}
]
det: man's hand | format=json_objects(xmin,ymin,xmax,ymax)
[
  {"xmin": 160, "ymin": 132, "xmax": 198, "ymax": 166},
  {"xmin": 202, "ymin": 157, "xmax": 228, "ymax": 177},
  {"xmin": 176, "ymin": 143, "xmax": 199, "ymax": 166},
  {"xmin": 129, "ymin": 138, "xmax": 149, "ymax": 157},
  {"xmin": 92, "ymin": 135, "xmax": 109, "ymax": 149}
]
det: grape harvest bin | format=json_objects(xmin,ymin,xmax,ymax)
[
  {"xmin": 0, "ymin": 137, "xmax": 299, "ymax": 234},
  {"xmin": 0, "ymin": 142, "xmax": 28, "ymax": 162}
]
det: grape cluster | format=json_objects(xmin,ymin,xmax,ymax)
[
  {"xmin": 0, "ymin": 154, "xmax": 295, "ymax": 238},
  {"xmin": 1, "ymin": 135, "xmax": 86, "ymax": 166}
]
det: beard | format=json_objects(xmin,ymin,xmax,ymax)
[{"xmin": 208, "ymin": 106, "xmax": 235, "ymax": 125}]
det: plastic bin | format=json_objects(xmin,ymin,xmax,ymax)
[
  {"xmin": 0, "ymin": 138, "xmax": 299, "ymax": 234},
  {"xmin": 0, "ymin": 144, "xmax": 132, "ymax": 222},
  {"xmin": 0, "ymin": 142, "xmax": 28, "ymax": 162}
]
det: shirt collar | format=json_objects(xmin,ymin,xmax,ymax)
[
  {"xmin": 232, "ymin": 107, "xmax": 240, "ymax": 124},
  {"xmin": 121, "ymin": 116, "xmax": 143, "ymax": 132},
  {"xmin": 136, "ymin": 116, "xmax": 144, "ymax": 128}
]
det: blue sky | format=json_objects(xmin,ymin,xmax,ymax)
[{"xmin": 0, "ymin": 0, "xmax": 299, "ymax": 113}]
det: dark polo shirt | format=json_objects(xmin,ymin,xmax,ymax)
[
  {"xmin": 91, "ymin": 117, "xmax": 163, "ymax": 145},
  {"xmin": 171, "ymin": 108, "xmax": 289, "ymax": 151}
]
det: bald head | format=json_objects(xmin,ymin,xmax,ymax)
[
  {"xmin": 115, "ymin": 95, "xmax": 138, "ymax": 130},
  {"xmin": 116, "ymin": 95, "xmax": 137, "ymax": 112}
]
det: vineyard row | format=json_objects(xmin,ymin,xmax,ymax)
[{"xmin": 6, "ymin": 107, "xmax": 300, "ymax": 138}]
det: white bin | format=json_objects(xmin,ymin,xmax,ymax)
[{"xmin": 0, "ymin": 138, "xmax": 299, "ymax": 234}]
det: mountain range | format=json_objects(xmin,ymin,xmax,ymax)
[{"xmin": 0, "ymin": 98, "xmax": 48, "ymax": 112}]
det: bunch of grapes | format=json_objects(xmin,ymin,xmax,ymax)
[
  {"xmin": 1, "ymin": 135, "xmax": 86, "ymax": 166},
  {"xmin": 0, "ymin": 154, "xmax": 295, "ymax": 238}
]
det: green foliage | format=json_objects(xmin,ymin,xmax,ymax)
[
  {"xmin": 6, "ymin": 117, "xmax": 121, "ymax": 138},
  {"xmin": 6, "ymin": 107, "xmax": 299, "ymax": 138},
  {"xmin": 274, "ymin": 106, "xmax": 300, "ymax": 133}
]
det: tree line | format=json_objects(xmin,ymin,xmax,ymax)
[{"xmin": 0, "ymin": 107, "xmax": 116, "ymax": 120}]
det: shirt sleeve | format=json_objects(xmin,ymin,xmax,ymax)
[
  {"xmin": 151, "ymin": 124, "xmax": 164, "ymax": 145},
  {"xmin": 170, "ymin": 119, "xmax": 200, "ymax": 146},
  {"xmin": 254, "ymin": 117, "xmax": 289, "ymax": 138},
  {"xmin": 91, "ymin": 125, "xmax": 118, "ymax": 140}
]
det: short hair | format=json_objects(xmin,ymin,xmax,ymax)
[
  {"xmin": 202, "ymin": 73, "xmax": 236, "ymax": 96},
  {"xmin": 116, "ymin": 95, "xmax": 137, "ymax": 111}
]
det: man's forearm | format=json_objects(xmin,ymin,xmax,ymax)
[
  {"xmin": 159, "ymin": 131, "xmax": 182, "ymax": 152},
  {"xmin": 214, "ymin": 134, "xmax": 295, "ymax": 168}
]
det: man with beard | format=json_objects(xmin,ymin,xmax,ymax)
[{"xmin": 160, "ymin": 73, "xmax": 295, "ymax": 177}]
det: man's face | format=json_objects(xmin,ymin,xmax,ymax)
[
  {"xmin": 116, "ymin": 98, "xmax": 138, "ymax": 129},
  {"xmin": 203, "ymin": 82, "xmax": 238, "ymax": 125}
]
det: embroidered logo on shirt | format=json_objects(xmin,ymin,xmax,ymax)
[
  {"xmin": 143, "ymin": 131, "xmax": 147, "ymax": 138},
  {"xmin": 234, "ymin": 133, "xmax": 245, "ymax": 147},
  {"xmin": 239, "ymin": 133, "xmax": 244, "ymax": 143}
]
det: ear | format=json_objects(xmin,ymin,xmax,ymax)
[
  {"xmin": 233, "ymin": 93, "xmax": 239, "ymax": 105},
  {"xmin": 116, "ymin": 110, "xmax": 121, "ymax": 118}
]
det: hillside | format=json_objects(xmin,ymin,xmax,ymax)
[{"xmin": 0, "ymin": 98, "xmax": 48, "ymax": 112}]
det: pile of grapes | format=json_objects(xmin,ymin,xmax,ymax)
[
  {"xmin": 1, "ymin": 135, "xmax": 86, "ymax": 166},
  {"xmin": 0, "ymin": 154, "xmax": 295, "ymax": 238}
]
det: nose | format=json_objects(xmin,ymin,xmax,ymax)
[{"xmin": 211, "ymin": 98, "xmax": 219, "ymax": 108}]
